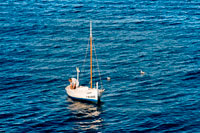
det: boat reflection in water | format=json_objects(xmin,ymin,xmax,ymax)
[{"xmin": 66, "ymin": 98, "xmax": 104, "ymax": 131}]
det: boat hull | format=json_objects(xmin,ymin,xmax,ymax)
[{"xmin": 65, "ymin": 85, "xmax": 103, "ymax": 103}]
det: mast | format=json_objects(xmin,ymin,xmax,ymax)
[{"xmin": 90, "ymin": 21, "xmax": 92, "ymax": 89}]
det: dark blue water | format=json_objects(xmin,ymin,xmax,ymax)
[{"xmin": 1, "ymin": 0, "xmax": 200, "ymax": 132}]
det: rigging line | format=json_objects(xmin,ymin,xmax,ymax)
[
  {"xmin": 93, "ymin": 40, "xmax": 104, "ymax": 89},
  {"xmin": 80, "ymin": 38, "xmax": 90, "ymax": 79}
]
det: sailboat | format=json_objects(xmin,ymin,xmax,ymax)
[{"xmin": 65, "ymin": 21, "xmax": 104, "ymax": 103}]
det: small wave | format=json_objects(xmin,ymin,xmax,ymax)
[
  {"xmin": 0, "ymin": 113, "xmax": 14, "ymax": 119},
  {"xmin": 160, "ymin": 92, "xmax": 187, "ymax": 101},
  {"xmin": 74, "ymin": 5, "xmax": 83, "ymax": 9},
  {"xmin": 182, "ymin": 70, "xmax": 200, "ymax": 81}
]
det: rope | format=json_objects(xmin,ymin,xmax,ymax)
[
  {"xmin": 80, "ymin": 37, "xmax": 104, "ymax": 89},
  {"xmin": 93, "ymin": 40, "xmax": 104, "ymax": 89},
  {"xmin": 80, "ymin": 39, "xmax": 90, "ymax": 83}
]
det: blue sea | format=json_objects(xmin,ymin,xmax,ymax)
[{"xmin": 1, "ymin": 0, "xmax": 200, "ymax": 132}]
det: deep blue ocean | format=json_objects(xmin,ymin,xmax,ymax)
[{"xmin": 1, "ymin": 0, "xmax": 200, "ymax": 132}]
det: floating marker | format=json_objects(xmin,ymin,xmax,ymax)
[{"xmin": 140, "ymin": 70, "xmax": 145, "ymax": 75}]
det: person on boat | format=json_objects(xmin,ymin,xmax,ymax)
[{"xmin": 68, "ymin": 78, "xmax": 79, "ymax": 89}]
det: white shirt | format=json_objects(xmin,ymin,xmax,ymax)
[{"xmin": 71, "ymin": 78, "xmax": 79, "ymax": 88}]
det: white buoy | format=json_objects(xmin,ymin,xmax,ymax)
[
  {"xmin": 107, "ymin": 77, "xmax": 111, "ymax": 81},
  {"xmin": 140, "ymin": 70, "xmax": 145, "ymax": 75}
]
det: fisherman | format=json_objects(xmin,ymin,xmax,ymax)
[{"xmin": 68, "ymin": 78, "xmax": 79, "ymax": 89}]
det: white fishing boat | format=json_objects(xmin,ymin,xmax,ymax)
[{"xmin": 65, "ymin": 21, "xmax": 104, "ymax": 103}]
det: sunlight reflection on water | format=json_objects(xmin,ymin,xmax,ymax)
[{"xmin": 66, "ymin": 98, "xmax": 104, "ymax": 131}]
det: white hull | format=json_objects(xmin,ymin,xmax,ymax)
[{"xmin": 65, "ymin": 85, "xmax": 104, "ymax": 103}]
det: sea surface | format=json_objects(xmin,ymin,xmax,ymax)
[{"xmin": 1, "ymin": 0, "xmax": 200, "ymax": 132}]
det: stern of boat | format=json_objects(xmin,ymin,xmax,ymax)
[{"xmin": 98, "ymin": 89, "xmax": 104, "ymax": 99}]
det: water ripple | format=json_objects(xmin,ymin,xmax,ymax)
[{"xmin": 0, "ymin": 0, "xmax": 200, "ymax": 132}]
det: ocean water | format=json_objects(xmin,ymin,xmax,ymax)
[{"xmin": 1, "ymin": 0, "xmax": 200, "ymax": 132}]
